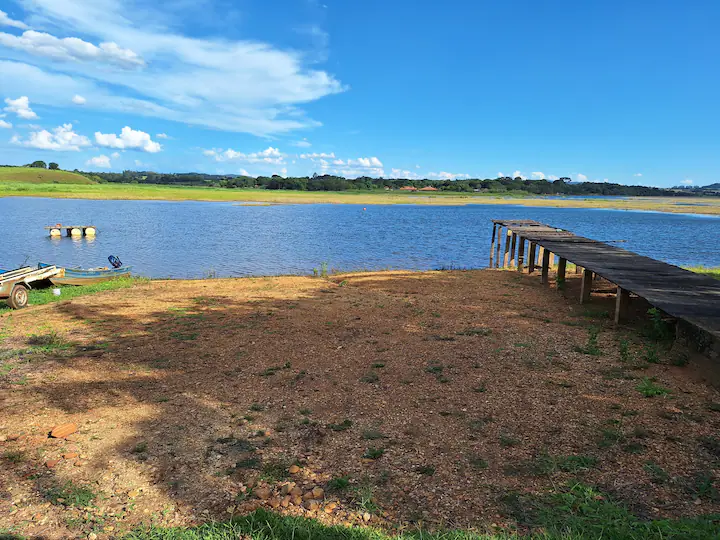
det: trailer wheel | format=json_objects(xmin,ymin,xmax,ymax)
[{"xmin": 8, "ymin": 284, "xmax": 29, "ymax": 309}]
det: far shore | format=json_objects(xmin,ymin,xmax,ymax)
[{"xmin": 1, "ymin": 182, "xmax": 719, "ymax": 215}]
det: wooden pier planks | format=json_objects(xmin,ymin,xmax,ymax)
[{"xmin": 492, "ymin": 219, "xmax": 720, "ymax": 339}]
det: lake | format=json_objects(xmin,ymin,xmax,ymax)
[{"xmin": 0, "ymin": 197, "xmax": 718, "ymax": 278}]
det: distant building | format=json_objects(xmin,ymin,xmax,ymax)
[
  {"xmin": 399, "ymin": 186, "xmax": 418, "ymax": 191},
  {"xmin": 419, "ymin": 186, "xmax": 438, "ymax": 191}
]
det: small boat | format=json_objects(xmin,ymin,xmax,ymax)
[{"xmin": 38, "ymin": 262, "xmax": 132, "ymax": 286}]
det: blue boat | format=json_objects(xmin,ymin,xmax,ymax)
[{"xmin": 38, "ymin": 262, "xmax": 132, "ymax": 286}]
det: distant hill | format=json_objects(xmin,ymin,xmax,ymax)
[
  {"xmin": 702, "ymin": 183, "xmax": 720, "ymax": 190},
  {"xmin": 0, "ymin": 166, "xmax": 95, "ymax": 185}
]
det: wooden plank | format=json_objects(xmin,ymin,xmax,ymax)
[
  {"xmin": 503, "ymin": 230, "xmax": 512, "ymax": 268},
  {"xmin": 615, "ymin": 286, "xmax": 630, "ymax": 324},
  {"xmin": 495, "ymin": 226, "xmax": 503, "ymax": 268},
  {"xmin": 489, "ymin": 223, "xmax": 497, "ymax": 267},
  {"xmin": 528, "ymin": 242, "xmax": 537, "ymax": 273},
  {"xmin": 510, "ymin": 232, "xmax": 517, "ymax": 267},
  {"xmin": 580, "ymin": 269, "xmax": 593, "ymax": 304},
  {"xmin": 541, "ymin": 249, "xmax": 551, "ymax": 284},
  {"xmin": 517, "ymin": 237, "xmax": 525, "ymax": 272}
]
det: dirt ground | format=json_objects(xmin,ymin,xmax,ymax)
[{"xmin": 1, "ymin": 269, "xmax": 719, "ymax": 538}]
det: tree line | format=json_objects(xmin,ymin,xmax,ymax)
[{"xmin": 74, "ymin": 169, "xmax": 702, "ymax": 197}]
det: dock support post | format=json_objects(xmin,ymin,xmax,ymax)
[
  {"xmin": 495, "ymin": 226, "xmax": 503, "ymax": 268},
  {"xmin": 537, "ymin": 246, "xmax": 545, "ymax": 273},
  {"xmin": 528, "ymin": 243, "xmax": 537, "ymax": 273},
  {"xmin": 614, "ymin": 286, "xmax": 630, "ymax": 324},
  {"xmin": 557, "ymin": 257, "xmax": 567, "ymax": 291},
  {"xmin": 575, "ymin": 264, "xmax": 582, "ymax": 274},
  {"xmin": 517, "ymin": 237, "xmax": 525, "ymax": 272},
  {"xmin": 541, "ymin": 249, "xmax": 551, "ymax": 284},
  {"xmin": 580, "ymin": 269, "xmax": 593, "ymax": 304},
  {"xmin": 489, "ymin": 223, "xmax": 497, "ymax": 267},
  {"xmin": 503, "ymin": 230, "xmax": 512, "ymax": 268},
  {"xmin": 509, "ymin": 233, "xmax": 517, "ymax": 267}
]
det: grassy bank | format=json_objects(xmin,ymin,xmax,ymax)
[
  {"xmin": 0, "ymin": 277, "xmax": 142, "ymax": 313},
  {"xmin": 1, "ymin": 181, "xmax": 719, "ymax": 215},
  {"xmin": 0, "ymin": 167, "xmax": 94, "ymax": 185},
  {"xmin": 687, "ymin": 266, "xmax": 720, "ymax": 280}
]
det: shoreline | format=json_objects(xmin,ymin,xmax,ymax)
[{"xmin": 1, "ymin": 182, "xmax": 719, "ymax": 215}]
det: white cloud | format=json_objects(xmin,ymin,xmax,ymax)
[
  {"xmin": 547, "ymin": 175, "xmax": 559, "ymax": 181},
  {"xmin": 0, "ymin": 30, "xmax": 145, "ymax": 68},
  {"xmin": 156, "ymin": 133, "xmax": 168, "ymax": 139},
  {"xmin": 300, "ymin": 152, "xmax": 335, "ymax": 159},
  {"xmin": 205, "ymin": 146, "xmax": 284, "ymax": 164},
  {"xmin": 110, "ymin": 151, "xmax": 120, "ymax": 158},
  {"xmin": 291, "ymin": 138, "xmax": 311, "ymax": 148},
  {"xmin": 86, "ymin": 155, "xmax": 111, "ymax": 168},
  {"xmin": 277, "ymin": 167, "xmax": 288, "ymax": 176},
  {"xmin": 512, "ymin": 170, "xmax": 525, "ymax": 179},
  {"xmin": 0, "ymin": 9, "xmax": 28, "ymax": 30},
  {"xmin": 680, "ymin": 179, "xmax": 693, "ymax": 185},
  {"xmin": 415, "ymin": 164, "xmax": 421, "ymax": 169},
  {"xmin": 95, "ymin": 126, "xmax": 162, "ymax": 153},
  {"xmin": 428, "ymin": 171, "xmax": 470, "ymax": 180},
  {"xmin": 1, "ymin": 0, "xmax": 344, "ymax": 135},
  {"xmin": 531, "ymin": 171, "xmax": 545, "ymax": 179},
  {"xmin": 391, "ymin": 168, "xmax": 421, "ymax": 179},
  {"xmin": 576, "ymin": 173, "xmax": 588, "ymax": 182},
  {"xmin": 72, "ymin": 94, "xmax": 86, "ymax": 105},
  {"xmin": 4, "ymin": 96, "xmax": 37, "ymax": 119},
  {"xmin": 351, "ymin": 157, "xmax": 383, "ymax": 168},
  {"xmin": 633, "ymin": 173, "xmax": 642, "ymax": 177},
  {"xmin": 0, "ymin": 119, "xmax": 11, "ymax": 128},
  {"xmin": 239, "ymin": 168, "xmax": 250, "ymax": 176},
  {"xmin": 12, "ymin": 123, "xmax": 91, "ymax": 151}
]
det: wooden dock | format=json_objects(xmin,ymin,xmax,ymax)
[
  {"xmin": 44, "ymin": 224, "xmax": 97, "ymax": 237},
  {"xmin": 489, "ymin": 219, "xmax": 720, "ymax": 340}
]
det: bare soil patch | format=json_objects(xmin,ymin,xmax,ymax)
[{"xmin": 1, "ymin": 270, "xmax": 718, "ymax": 538}]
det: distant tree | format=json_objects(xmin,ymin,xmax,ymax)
[
  {"xmin": 48, "ymin": 162, "xmax": 59, "ymax": 170},
  {"xmin": 30, "ymin": 160, "xmax": 47, "ymax": 169},
  {"xmin": 559, "ymin": 176, "xmax": 571, "ymax": 183}
]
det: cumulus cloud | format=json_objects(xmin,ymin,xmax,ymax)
[
  {"xmin": 95, "ymin": 126, "xmax": 162, "ymax": 153},
  {"xmin": 72, "ymin": 94, "xmax": 86, "ymax": 104},
  {"xmin": 428, "ymin": 171, "xmax": 470, "ymax": 180},
  {"xmin": 531, "ymin": 171, "xmax": 544, "ymax": 179},
  {"xmin": 512, "ymin": 170, "xmax": 525, "ymax": 179},
  {"xmin": 4, "ymin": 96, "xmax": 37, "ymax": 119},
  {"xmin": 0, "ymin": 0, "xmax": 344, "ymax": 135},
  {"xmin": 391, "ymin": 168, "xmax": 421, "ymax": 179},
  {"xmin": 12, "ymin": 123, "xmax": 91, "ymax": 151},
  {"xmin": 576, "ymin": 173, "xmax": 588, "ymax": 182},
  {"xmin": 86, "ymin": 155, "xmax": 112, "ymax": 168},
  {"xmin": 156, "ymin": 133, "xmax": 168, "ymax": 139},
  {"xmin": 110, "ymin": 151, "xmax": 120, "ymax": 158},
  {"xmin": 204, "ymin": 146, "xmax": 284, "ymax": 164},
  {"xmin": 291, "ymin": 138, "xmax": 311, "ymax": 148},
  {"xmin": 0, "ymin": 9, "xmax": 28, "ymax": 30},
  {"xmin": 680, "ymin": 179, "xmax": 693, "ymax": 185},
  {"xmin": 351, "ymin": 157, "xmax": 383, "ymax": 168},
  {"xmin": 239, "ymin": 168, "xmax": 250, "ymax": 176},
  {"xmin": 633, "ymin": 173, "xmax": 642, "ymax": 177},
  {"xmin": 0, "ymin": 30, "xmax": 145, "ymax": 68},
  {"xmin": 0, "ymin": 119, "xmax": 11, "ymax": 128}
]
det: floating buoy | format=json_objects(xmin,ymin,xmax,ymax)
[
  {"xmin": 85, "ymin": 227, "xmax": 96, "ymax": 236},
  {"xmin": 70, "ymin": 227, "xmax": 82, "ymax": 237},
  {"xmin": 363, "ymin": 207, "xmax": 367, "ymax": 211},
  {"xmin": 50, "ymin": 228, "xmax": 61, "ymax": 237}
]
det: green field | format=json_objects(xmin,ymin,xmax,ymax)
[
  {"xmin": 0, "ymin": 167, "xmax": 95, "ymax": 185},
  {"xmin": 1, "ymin": 167, "xmax": 719, "ymax": 215}
]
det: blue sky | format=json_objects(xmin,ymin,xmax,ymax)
[{"xmin": 0, "ymin": 0, "xmax": 717, "ymax": 187}]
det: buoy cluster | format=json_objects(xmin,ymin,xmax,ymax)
[{"xmin": 49, "ymin": 226, "xmax": 96, "ymax": 238}]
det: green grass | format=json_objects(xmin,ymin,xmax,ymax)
[
  {"xmin": 45, "ymin": 481, "xmax": 97, "ymax": 507},
  {"xmin": 124, "ymin": 483, "xmax": 720, "ymax": 538},
  {"xmin": 685, "ymin": 266, "xmax": 720, "ymax": 280},
  {"xmin": 0, "ymin": 276, "xmax": 143, "ymax": 313},
  {"xmin": 636, "ymin": 377, "xmax": 671, "ymax": 397},
  {"xmin": 0, "ymin": 166, "xmax": 94, "ymax": 184},
  {"xmin": 533, "ymin": 453, "xmax": 598, "ymax": 475}
]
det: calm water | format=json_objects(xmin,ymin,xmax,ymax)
[{"xmin": 0, "ymin": 198, "xmax": 718, "ymax": 278}]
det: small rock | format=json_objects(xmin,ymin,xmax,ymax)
[
  {"xmin": 63, "ymin": 452, "xmax": 79, "ymax": 459},
  {"xmin": 363, "ymin": 512, "xmax": 371, "ymax": 522},
  {"xmin": 289, "ymin": 464, "xmax": 301, "ymax": 474},
  {"xmin": 290, "ymin": 487, "xmax": 303, "ymax": 497},
  {"xmin": 128, "ymin": 490, "xmax": 140, "ymax": 498},
  {"xmin": 0, "ymin": 435, "xmax": 7, "ymax": 442},
  {"xmin": 254, "ymin": 487, "xmax": 272, "ymax": 500},
  {"xmin": 694, "ymin": 498, "xmax": 702, "ymax": 505},
  {"xmin": 291, "ymin": 496, "xmax": 302, "ymax": 506},
  {"xmin": 302, "ymin": 491, "xmax": 315, "ymax": 501},
  {"xmin": 269, "ymin": 498, "xmax": 281, "ymax": 509},
  {"xmin": 50, "ymin": 423, "xmax": 78, "ymax": 439},
  {"xmin": 303, "ymin": 499, "xmax": 319, "ymax": 511},
  {"xmin": 312, "ymin": 487, "xmax": 324, "ymax": 499},
  {"xmin": 45, "ymin": 459, "xmax": 60, "ymax": 468},
  {"xmin": 281, "ymin": 496, "xmax": 291, "ymax": 508},
  {"xmin": 88, "ymin": 533, "xmax": 98, "ymax": 540},
  {"xmin": 280, "ymin": 482, "xmax": 296, "ymax": 496},
  {"xmin": 324, "ymin": 502, "xmax": 338, "ymax": 513}
]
